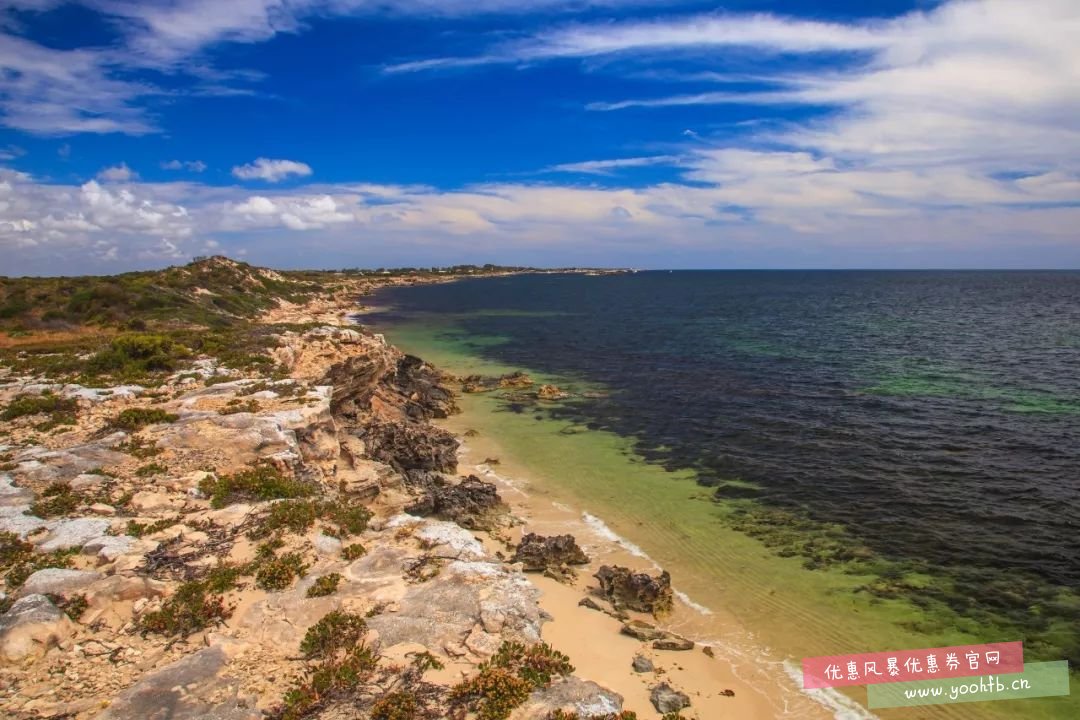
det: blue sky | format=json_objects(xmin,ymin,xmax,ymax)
[{"xmin": 0, "ymin": 0, "xmax": 1078, "ymax": 274}]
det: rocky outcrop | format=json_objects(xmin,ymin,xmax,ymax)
[
  {"xmin": 405, "ymin": 475, "xmax": 509, "ymax": 530},
  {"xmin": 512, "ymin": 533, "xmax": 589, "ymax": 573},
  {"xmin": 594, "ymin": 566, "xmax": 674, "ymax": 616},
  {"xmin": 0, "ymin": 594, "xmax": 75, "ymax": 663},
  {"xmin": 621, "ymin": 620, "xmax": 694, "ymax": 651},
  {"xmin": 461, "ymin": 372, "xmax": 535, "ymax": 394},
  {"xmin": 536, "ymin": 384, "xmax": 569, "ymax": 400},
  {"xmin": 392, "ymin": 355, "xmax": 458, "ymax": 420},
  {"xmin": 650, "ymin": 682, "xmax": 691, "ymax": 713},
  {"xmin": 517, "ymin": 677, "xmax": 624, "ymax": 719},
  {"xmin": 358, "ymin": 420, "xmax": 459, "ymax": 473},
  {"xmin": 96, "ymin": 646, "xmax": 258, "ymax": 720}
]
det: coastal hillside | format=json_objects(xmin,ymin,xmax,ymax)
[{"xmin": 0, "ymin": 259, "xmax": 698, "ymax": 720}]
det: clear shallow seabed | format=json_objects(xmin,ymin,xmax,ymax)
[{"xmin": 363, "ymin": 271, "xmax": 1080, "ymax": 719}]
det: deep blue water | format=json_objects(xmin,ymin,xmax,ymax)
[{"xmin": 368, "ymin": 271, "xmax": 1080, "ymax": 592}]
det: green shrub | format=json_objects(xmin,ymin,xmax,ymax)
[
  {"xmin": 5, "ymin": 547, "xmax": 77, "ymax": 590},
  {"xmin": 1, "ymin": 392, "xmax": 77, "ymax": 423},
  {"xmin": 451, "ymin": 641, "xmax": 574, "ymax": 720},
  {"xmin": 200, "ymin": 463, "xmax": 315, "ymax": 509},
  {"xmin": 125, "ymin": 517, "xmax": 178, "ymax": 538},
  {"xmin": 135, "ymin": 462, "xmax": 167, "ymax": 477},
  {"xmin": 47, "ymin": 593, "xmax": 89, "ymax": 621},
  {"xmin": 138, "ymin": 578, "xmax": 233, "ymax": 637},
  {"xmin": 306, "ymin": 573, "xmax": 341, "ymax": 598},
  {"xmin": 370, "ymin": 692, "xmax": 419, "ymax": 720},
  {"xmin": 248, "ymin": 497, "xmax": 371, "ymax": 540},
  {"xmin": 29, "ymin": 482, "xmax": 81, "ymax": 518},
  {"xmin": 299, "ymin": 611, "xmax": 368, "ymax": 659},
  {"xmin": 255, "ymin": 552, "xmax": 308, "ymax": 591},
  {"xmin": 342, "ymin": 543, "xmax": 366, "ymax": 561},
  {"xmin": 114, "ymin": 434, "xmax": 162, "ymax": 458},
  {"xmin": 108, "ymin": 407, "xmax": 178, "ymax": 432},
  {"xmin": 87, "ymin": 333, "xmax": 189, "ymax": 377}
]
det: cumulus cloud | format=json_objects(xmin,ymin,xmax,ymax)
[
  {"xmin": 232, "ymin": 158, "xmax": 313, "ymax": 182},
  {"xmin": 97, "ymin": 163, "xmax": 137, "ymax": 181},
  {"xmin": 162, "ymin": 159, "xmax": 207, "ymax": 172}
]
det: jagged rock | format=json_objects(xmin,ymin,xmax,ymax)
[
  {"xmin": 620, "ymin": 620, "xmax": 666, "ymax": 642},
  {"xmin": 578, "ymin": 597, "xmax": 604, "ymax": 612},
  {"xmin": 594, "ymin": 565, "xmax": 673, "ymax": 616},
  {"xmin": 517, "ymin": 677, "xmax": 624, "ymax": 719},
  {"xmin": 461, "ymin": 375, "xmax": 495, "ymax": 393},
  {"xmin": 632, "ymin": 655, "xmax": 655, "ymax": 673},
  {"xmin": 653, "ymin": 636, "xmax": 695, "ymax": 651},
  {"xmin": 536, "ymin": 384, "xmax": 568, "ymax": 400},
  {"xmin": 358, "ymin": 420, "xmax": 458, "ymax": 473},
  {"xmin": 34, "ymin": 518, "xmax": 111, "ymax": 553},
  {"xmin": 98, "ymin": 646, "xmax": 259, "ymax": 720},
  {"xmin": 393, "ymin": 355, "xmax": 459, "ymax": 420},
  {"xmin": 512, "ymin": 533, "xmax": 589, "ymax": 572},
  {"xmin": 650, "ymin": 683, "xmax": 691, "ymax": 713},
  {"xmin": 405, "ymin": 475, "xmax": 509, "ymax": 530},
  {"xmin": 16, "ymin": 568, "xmax": 102, "ymax": 598},
  {"xmin": 498, "ymin": 372, "xmax": 534, "ymax": 389},
  {"xmin": 0, "ymin": 594, "xmax": 75, "ymax": 663},
  {"xmin": 320, "ymin": 350, "xmax": 397, "ymax": 421}
]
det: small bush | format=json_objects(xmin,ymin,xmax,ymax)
[
  {"xmin": 135, "ymin": 462, "xmax": 167, "ymax": 477},
  {"xmin": 139, "ymin": 578, "xmax": 233, "ymax": 637},
  {"xmin": 29, "ymin": 482, "xmax": 81, "ymax": 518},
  {"xmin": 342, "ymin": 543, "xmax": 366, "ymax": 561},
  {"xmin": 0, "ymin": 531, "xmax": 33, "ymax": 572},
  {"xmin": 200, "ymin": 463, "xmax": 315, "ymax": 509},
  {"xmin": 5, "ymin": 546, "xmax": 77, "ymax": 590},
  {"xmin": 451, "ymin": 641, "xmax": 574, "ymax": 720},
  {"xmin": 450, "ymin": 667, "xmax": 533, "ymax": 720},
  {"xmin": 248, "ymin": 497, "xmax": 371, "ymax": 540},
  {"xmin": 1, "ymin": 393, "xmax": 78, "ymax": 427},
  {"xmin": 306, "ymin": 573, "xmax": 341, "ymax": 598},
  {"xmin": 125, "ymin": 516, "xmax": 178, "ymax": 538},
  {"xmin": 219, "ymin": 399, "xmax": 260, "ymax": 415},
  {"xmin": 255, "ymin": 552, "xmax": 308, "ymax": 591},
  {"xmin": 370, "ymin": 692, "xmax": 419, "ymax": 720},
  {"xmin": 47, "ymin": 593, "xmax": 89, "ymax": 621},
  {"xmin": 86, "ymin": 333, "xmax": 189, "ymax": 378},
  {"xmin": 114, "ymin": 434, "xmax": 162, "ymax": 458},
  {"xmin": 109, "ymin": 407, "xmax": 178, "ymax": 432},
  {"xmin": 300, "ymin": 610, "xmax": 368, "ymax": 659}
]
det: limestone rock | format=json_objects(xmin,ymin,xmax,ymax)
[
  {"xmin": 620, "ymin": 620, "xmax": 666, "ymax": 642},
  {"xmin": 653, "ymin": 636, "xmax": 695, "ymax": 651},
  {"xmin": 594, "ymin": 565, "xmax": 673, "ymax": 616},
  {"xmin": 632, "ymin": 655, "xmax": 655, "ymax": 673},
  {"xmin": 405, "ymin": 475, "xmax": 508, "ymax": 531},
  {"xmin": 0, "ymin": 473, "xmax": 33, "ymax": 507},
  {"xmin": 16, "ymin": 568, "xmax": 102, "ymax": 599},
  {"xmin": 97, "ymin": 646, "xmax": 259, "ymax": 720},
  {"xmin": 512, "ymin": 533, "xmax": 589, "ymax": 572},
  {"xmin": 313, "ymin": 533, "xmax": 342, "ymax": 556},
  {"xmin": 34, "ymin": 517, "xmax": 111, "ymax": 552},
  {"xmin": 0, "ymin": 594, "xmax": 75, "ymax": 664},
  {"xmin": 358, "ymin": 420, "xmax": 458, "ymax": 473},
  {"xmin": 650, "ymin": 683, "xmax": 691, "ymax": 713},
  {"xmin": 518, "ymin": 677, "xmax": 624, "ymax": 719},
  {"xmin": 536, "ymin": 384, "xmax": 569, "ymax": 401}
]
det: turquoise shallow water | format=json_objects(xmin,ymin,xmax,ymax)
[{"xmin": 365, "ymin": 271, "xmax": 1080, "ymax": 719}]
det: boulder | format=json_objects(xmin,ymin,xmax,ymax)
[
  {"xmin": 16, "ymin": 568, "xmax": 102, "ymax": 598},
  {"xmin": 35, "ymin": 518, "xmax": 111, "ymax": 552},
  {"xmin": 650, "ymin": 683, "xmax": 691, "ymax": 714},
  {"xmin": 405, "ymin": 475, "xmax": 509, "ymax": 531},
  {"xmin": 358, "ymin": 420, "xmax": 458, "ymax": 473},
  {"xmin": 632, "ymin": 655, "xmax": 655, "ymax": 673},
  {"xmin": 653, "ymin": 636, "xmax": 695, "ymax": 651},
  {"xmin": 498, "ymin": 372, "xmax": 534, "ymax": 389},
  {"xmin": 594, "ymin": 565, "xmax": 673, "ymax": 616},
  {"xmin": 620, "ymin": 620, "xmax": 666, "ymax": 642},
  {"xmin": 512, "ymin": 533, "xmax": 589, "ymax": 572},
  {"xmin": 0, "ymin": 594, "xmax": 75, "ymax": 663}
]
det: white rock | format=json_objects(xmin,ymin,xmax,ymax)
[
  {"xmin": 34, "ymin": 518, "xmax": 111, "ymax": 552},
  {"xmin": 0, "ymin": 594, "xmax": 75, "ymax": 664},
  {"xmin": 82, "ymin": 535, "xmax": 138, "ymax": 562},
  {"xmin": 313, "ymin": 534, "xmax": 342, "ymax": 556},
  {"xmin": 16, "ymin": 568, "xmax": 102, "ymax": 598}
]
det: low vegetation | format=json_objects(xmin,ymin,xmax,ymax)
[
  {"xmin": 29, "ymin": 482, "xmax": 82, "ymax": 518},
  {"xmin": 1, "ymin": 392, "xmax": 78, "ymax": 431},
  {"xmin": 199, "ymin": 463, "xmax": 316, "ymax": 509},
  {"xmin": 449, "ymin": 641, "xmax": 574, "ymax": 720},
  {"xmin": 108, "ymin": 407, "xmax": 179, "ymax": 432},
  {"xmin": 306, "ymin": 573, "xmax": 342, "ymax": 598}
]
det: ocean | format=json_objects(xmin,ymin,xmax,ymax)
[{"xmin": 365, "ymin": 270, "xmax": 1080, "ymax": 719}]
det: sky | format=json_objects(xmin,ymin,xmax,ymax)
[{"xmin": 0, "ymin": 0, "xmax": 1078, "ymax": 274}]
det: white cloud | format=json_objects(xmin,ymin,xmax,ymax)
[
  {"xmin": 97, "ymin": 163, "xmax": 138, "ymax": 182},
  {"xmin": 544, "ymin": 155, "xmax": 680, "ymax": 175},
  {"xmin": 162, "ymin": 159, "xmax": 207, "ymax": 172},
  {"xmin": 232, "ymin": 158, "xmax": 313, "ymax": 182}
]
